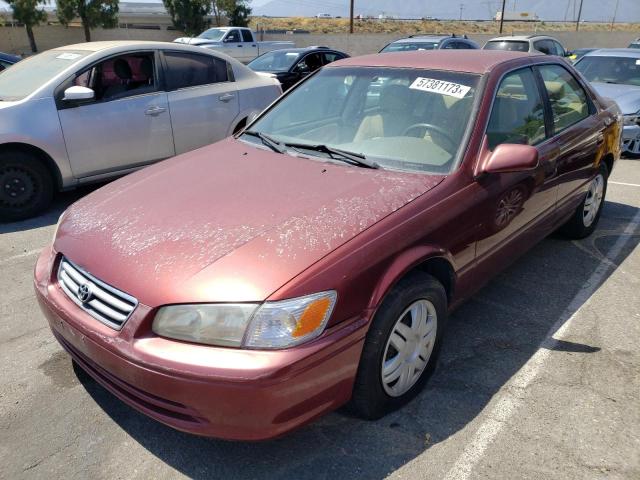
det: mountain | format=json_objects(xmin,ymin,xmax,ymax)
[{"xmin": 251, "ymin": 0, "xmax": 640, "ymax": 22}]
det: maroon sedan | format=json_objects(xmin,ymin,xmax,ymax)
[{"xmin": 35, "ymin": 51, "xmax": 621, "ymax": 440}]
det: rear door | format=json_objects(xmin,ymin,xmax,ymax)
[
  {"xmin": 162, "ymin": 51, "xmax": 240, "ymax": 154},
  {"xmin": 535, "ymin": 63, "xmax": 603, "ymax": 212}
]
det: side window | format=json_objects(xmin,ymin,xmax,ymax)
[
  {"xmin": 296, "ymin": 53, "xmax": 323, "ymax": 73},
  {"xmin": 164, "ymin": 52, "xmax": 228, "ymax": 90},
  {"xmin": 553, "ymin": 41, "xmax": 566, "ymax": 56},
  {"xmin": 241, "ymin": 29, "xmax": 253, "ymax": 43},
  {"xmin": 534, "ymin": 40, "xmax": 556, "ymax": 55},
  {"xmin": 486, "ymin": 68, "xmax": 546, "ymax": 149},
  {"xmin": 442, "ymin": 41, "xmax": 456, "ymax": 49},
  {"xmin": 322, "ymin": 52, "xmax": 343, "ymax": 64},
  {"xmin": 73, "ymin": 52, "xmax": 157, "ymax": 102},
  {"xmin": 225, "ymin": 30, "xmax": 241, "ymax": 43},
  {"xmin": 538, "ymin": 64, "xmax": 590, "ymax": 133},
  {"xmin": 0, "ymin": 60, "xmax": 10, "ymax": 71},
  {"xmin": 456, "ymin": 42, "xmax": 472, "ymax": 50}
]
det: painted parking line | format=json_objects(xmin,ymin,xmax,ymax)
[
  {"xmin": 610, "ymin": 181, "xmax": 640, "ymax": 187},
  {"xmin": 0, "ymin": 248, "xmax": 41, "ymax": 266},
  {"xmin": 443, "ymin": 208, "xmax": 640, "ymax": 480}
]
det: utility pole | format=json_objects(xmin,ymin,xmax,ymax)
[
  {"xmin": 610, "ymin": 0, "xmax": 620, "ymax": 31},
  {"xmin": 499, "ymin": 0, "xmax": 506, "ymax": 33},
  {"xmin": 349, "ymin": 0, "xmax": 354, "ymax": 34},
  {"xmin": 459, "ymin": 3, "xmax": 465, "ymax": 21},
  {"xmin": 575, "ymin": 0, "xmax": 584, "ymax": 31}
]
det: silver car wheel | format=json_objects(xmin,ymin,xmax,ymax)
[
  {"xmin": 583, "ymin": 173, "xmax": 604, "ymax": 228},
  {"xmin": 623, "ymin": 138, "xmax": 640, "ymax": 155},
  {"xmin": 381, "ymin": 299, "xmax": 437, "ymax": 397}
]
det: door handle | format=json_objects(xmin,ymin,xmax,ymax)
[
  {"xmin": 237, "ymin": 45, "xmax": 243, "ymax": 48},
  {"xmin": 219, "ymin": 93, "xmax": 235, "ymax": 102},
  {"xmin": 145, "ymin": 106, "xmax": 166, "ymax": 116}
]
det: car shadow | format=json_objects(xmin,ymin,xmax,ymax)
[
  {"xmin": 0, "ymin": 184, "xmax": 102, "ymax": 233},
  {"xmin": 74, "ymin": 200, "xmax": 639, "ymax": 480}
]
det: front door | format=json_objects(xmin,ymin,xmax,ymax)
[
  {"xmin": 163, "ymin": 51, "xmax": 240, "ymax": 154},
  {"xmin": 57, "ymin": 51, "xmax": 174, "ymax": 178},
  {"xmin": 474, "ymin": 67, "xmax": 559, "ymax": 279}
]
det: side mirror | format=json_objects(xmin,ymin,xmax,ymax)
[
  {"xmin": 482, "ymin": 144, "xmax": 539, "ymax": 174},
  {"xmin": 63, "ymin": 86, "xmax": 94, "ymax": 101}
]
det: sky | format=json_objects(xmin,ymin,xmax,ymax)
[{"xmin": 0, "ymin": 0, "xmax": 638, "ymax": 22}]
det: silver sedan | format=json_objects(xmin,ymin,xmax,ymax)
[
  {"xmin": 574, "ymin": 48, "xmax": 640, "ymax": 157},
  {"xmin": 0, "ymin": 41, "xmax": 282, "ymax": 221}
]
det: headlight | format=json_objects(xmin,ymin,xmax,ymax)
[
  {"xmin": 623, "ymin": 113, "xmax": 639, "ymax": 126},
  {"xmin": 152, "ymin": 291, "xmax": 337, "ymax": 349}
]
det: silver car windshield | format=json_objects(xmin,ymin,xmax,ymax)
[
  {"xmin": 198, "ymin": 28, "xmax": 228, "ymax": 41},
  {"xmin": 381, "ymin": 42, "xmax": 439, "ymax": 52},
  {"xmin": 245, "ymin": 67, "xmax": 480, "ymax": 174},
  {"xmin": 575, "ymin": 56, "xmax": 640, "ymax": 87},
  {"xmin": 484, "ymin": 41, "xmax": 529, "ymax": 52},
  {"xmin": 0, "ymin": 50, "xmax": 88, "ymax": 101}
]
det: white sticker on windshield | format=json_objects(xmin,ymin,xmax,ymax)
[
  {"xmin": 409, "ymin": 77, "xmax": 471, "ymax": 98},
  {"xmin": 56, "ymin": 53, "xmax": 82, "ymax": 60}
]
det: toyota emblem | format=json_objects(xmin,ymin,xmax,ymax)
[{"xmin": 77, "ymin": 283, "xmax": 93, "ymax": 303}]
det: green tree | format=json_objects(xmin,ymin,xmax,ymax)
[
  {"xmin": 212, "ymin": 0, "xmax": 251, "ymax": 27},
  {"xmin": 56, "ymin": 0, "xmax": 119, "ymax": 43},
  {"xmin": 163, "ymin": 0, "xmax": 211, "ymax": 36},
  {"xmin": 7, "ymin": 0, "xmax": 47, "ymax": 53},
  {"xmin": 228, "ymin": 0, "xmax": 251, "ymax": 27}
]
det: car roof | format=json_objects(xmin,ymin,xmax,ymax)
[
  {"xmin": 264, "ymin": 46, "xmax": 344, "ymax": 54},
  {"xmin": 488, "ymin": 35, "xmax": 556, "ymax": 42},
  {"xmin": 329, "ymin": 50, "xmax": 539, "ymax": 74},
  {"xmin": 583, "ymin": 48, "xmax": 640, "ymax": 58},
  {"xmin": 51, "ymin": 40, "xmax": 225, "ymax": 54},
  {"xmin": 392, "ymin": 35, "xmax": 468, "ymax": 43}
]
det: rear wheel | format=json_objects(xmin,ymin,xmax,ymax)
[
  {"xmin": 559, "ymin": 162, "xmax": 608, "ymax": 239},
  {"xmin": 348, "ymin": 272, "xmax": 447, "ymax": 419},
  {"xmin": 0, "ymin": 151, "xmax": 53, "ymax": 222}
]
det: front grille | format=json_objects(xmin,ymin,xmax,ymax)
[{"xmin": 57, "ymin": 256, "xmax": 137, "ymax": 330}]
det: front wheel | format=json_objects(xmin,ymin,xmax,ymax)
[
  {"xmin": 559, "ymin": 162, "xmax": 608, "ymax": 239},
  {"xmin": 0, "ymin": 151, "xmax": 53, "ymax": 222},
  {"xmin": 348, "ymin": 272, "xmax": 447, "ymax": 420}
]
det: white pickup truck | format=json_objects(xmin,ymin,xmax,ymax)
[{"xmin": 174, "ymin": 27, "xmax": 295, "ymax": 64}]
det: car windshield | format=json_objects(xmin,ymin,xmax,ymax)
[
  {"xmin": 243, "ymin": 67, "xmax": 480, "ymax": 174},
  {"xmin": 0, "ymin": 50, "xmax": 88, "ymax": 101},
  {"xmin": 381, "ymin": 42, "xmax": 439, "ymax": 52},
  {"xmin": 248, "ymin": 51, "xmax": 302, "ymax": 72},
  {"xmin": 484, "ymin": 41, "xmax": 529, "ymax": 52},
  {"xmin": 575, "ymin": 56, "xmax": 640, "ymax": 86},
  {"xmin": 197, "ymin": 28, "xmax": 228, "ymax": 41}
]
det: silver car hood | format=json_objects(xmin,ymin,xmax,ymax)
[{"xmin": 591, "ymin": 82, "xmax": 640, "ymax": 115}]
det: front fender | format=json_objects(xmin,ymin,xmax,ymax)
[{"xmin": 368, "ymin": 245, "xmax": 456, "ymax": 312}]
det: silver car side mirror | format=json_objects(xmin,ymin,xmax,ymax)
[{"xmin": 63, "ymin": 86, "xmax": 95, "ymax": 101}]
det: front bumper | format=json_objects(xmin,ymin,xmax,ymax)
[{"xmin": 34, "ymin": 247, "xmax": 367, "ymax": 440}]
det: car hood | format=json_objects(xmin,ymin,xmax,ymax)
[
  {"xmin": 173, "ymin": 37, "xmax": 221, "ymax": 46},
  {"xmin": 590, "ymin": 82, "xmax": 640, "ymax": 114},
  {"xmin": 55, "ymin": 138, "xmax": 443, "ymax": 307}
]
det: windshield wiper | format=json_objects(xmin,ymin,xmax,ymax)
[
  {"xmin": 242, "ymin": 130, "xmax": 286, "ymax": 154},
  {"xmin": 284, "ymin": 142, "xmax": 380, "ymax": 169}
]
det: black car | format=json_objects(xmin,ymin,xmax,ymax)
[
  {"xmin": 0, "ymin": 52, "xmax": 21, "ymax": 71},
  {"xmin": 247, "ymin": 46, "xmax": 349, "ymax": 91}
]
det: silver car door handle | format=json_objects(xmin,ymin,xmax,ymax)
[
  {"xmin": 145, "ymin": 106, "xmax": 166, "ymax": 116},
  {"xmin": 219, "ymin": 93, "xmax": 235, "ymax": 102}
]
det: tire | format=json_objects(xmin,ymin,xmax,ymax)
[
  {"xmin": 348, "ymin": 271, "xmax": 447, "ymax": 420},
  {"xmin": 0, "ymin": 151, "xmax": 54, "ymax": 222},
  {"xmin": 559, "ymin": 162, "xmax": 608, "ymax": 239}
]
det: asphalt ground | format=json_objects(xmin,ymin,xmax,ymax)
[{"xmin": 1, "ymin": 159, "xmax": 639, "ymax": 480}]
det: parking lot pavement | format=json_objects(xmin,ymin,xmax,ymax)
[{"xmin": 1, "ymin": 160, "xmax": 639, "ymax": 480}]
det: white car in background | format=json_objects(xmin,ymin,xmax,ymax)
[
  {"xmin": 174, "ymin": 27, "xmax": 294, "ymax": 64},
  {"xmin": 0, "ymin": 41, "xmax": 282, "ymax": 221}
]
